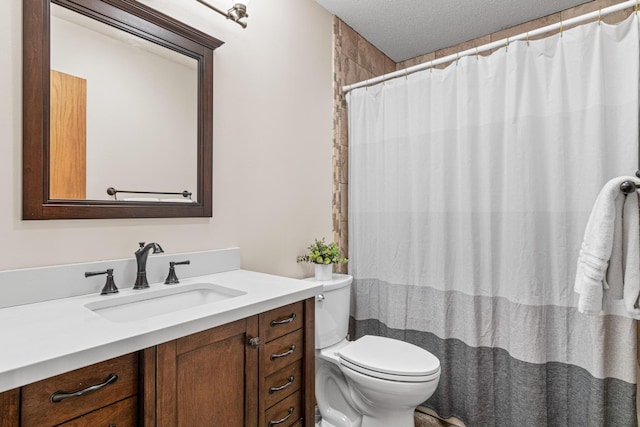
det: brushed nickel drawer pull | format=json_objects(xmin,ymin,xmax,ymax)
[
  {"xmin": 270, "ymin": 344, "xmax": 296, "ymax": 360},
  {"xmin": 268, "ymin": 407, "xmax": 294, "ymax": 426},
  {"xmin": 270, "ymin": 313, "xmax": 296, "ymax": 327},
  {"xmin": 50, "ymin": 373, "xmax": 118, "ymax": 403},
  {"xmin": 269, "ymin": 376, "xmax": 295, "ymax": 394}
]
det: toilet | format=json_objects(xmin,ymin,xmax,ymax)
[{"xmin": 308, "ymin": 274, "xmax": 441, "ymax": 427}]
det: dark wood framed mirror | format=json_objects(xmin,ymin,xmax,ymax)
[{"xmin": 23, "ymin": 0, "xmax": 223, "ymax": 219}]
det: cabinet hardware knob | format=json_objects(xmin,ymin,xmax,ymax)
[
  {"xmin": 270, "ymin": 344, "xmax": 296, "ymax": 360},
  {"xmin": 268, "ymin": 407, "xmax": 294, "ymax": 426},
  {"xmin": 269, "ymin": 376, "xmax": 295, "ymax": 394},
  {"xmin": 270, "ymin": 313, "xmax": 296, "ymax": 327},
  {"xmin": 50, "ymin": 373, "xmax": 118, "ymax": 403},
  {"xmin": 248, "ymin": 336, "xmax": 261, "ymax": 349}
]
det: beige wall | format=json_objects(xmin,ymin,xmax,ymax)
[{"xmin": 0, "ymin": 0, "xmax": 333, "ymax": 279}]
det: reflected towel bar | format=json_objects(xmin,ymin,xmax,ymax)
[{"xmin": 107, "ymin": 187, "xmax": 192, "ymax": 200}]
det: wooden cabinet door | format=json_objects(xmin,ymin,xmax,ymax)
[
  {"xmin": 155, "ymin": 317, "xmax": 259, "ymax": 427},
  {"xmin": 0, "ymin": 388, "xmax": 19, "ymax": 427}
]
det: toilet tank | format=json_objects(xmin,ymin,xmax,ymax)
[{"xmin": 306, "ymin": 274, "xmax": 353, "ymax": 349}]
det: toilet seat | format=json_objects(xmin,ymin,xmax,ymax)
[{"xmin": 337, "ymin": 335, "xmax": 440, "ymax": 382}]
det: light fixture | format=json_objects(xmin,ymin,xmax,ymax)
[{"xmin": 196, "ymin": 0, "xmax": 249, "ymax": 29}]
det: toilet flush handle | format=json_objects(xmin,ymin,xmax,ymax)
[{"xmin": 316, "ymin": 294, "xmax": 325, "ymax": 302}]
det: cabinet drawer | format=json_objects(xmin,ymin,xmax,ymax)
[
  {"xmin": 262, "ymin": 329, "xmax": 303, "ymax": 376},
  {"xmin": 58, "ymin": 396, "xmax": 137, "ymax": 427},
  {"xmin": 264, "ymin": 391, "xmax": 302, "ymax": 427},
  {"xmin": 260, "ymin": 301, "xmax": 303, "ymax": 342},
  {"xmin": 21, "ymin": 353, "xmax": 138, "ymax": 427},
  {"xmin": 264, "ymin": 360, "xmax": 302, "ymax": 409}
]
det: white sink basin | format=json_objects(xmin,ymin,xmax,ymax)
[{"xmin": 85, "ymin": 283, "xmax": 246, "ymax": 322}]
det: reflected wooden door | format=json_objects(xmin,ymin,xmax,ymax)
[{"xmin": 50, "ymin": 70, "xmax": 86, "ymax": 199}]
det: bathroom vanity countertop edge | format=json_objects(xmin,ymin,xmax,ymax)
[{"xmin": 0, "ymin": 269, "xmax": 322, "ymax": 393}]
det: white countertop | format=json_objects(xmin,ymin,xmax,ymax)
[{"xmin": 0, "ymin": 269, "xmax": 322, "ymax": 393}]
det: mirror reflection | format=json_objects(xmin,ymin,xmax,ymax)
[{"xmin": 50, "ymin": 4, "xmax": 198, "ymax": 203}]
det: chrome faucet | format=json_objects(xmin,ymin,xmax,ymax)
[{"xmin": 133, "ymin": 242, "xmax": 164, "ymax": 290}]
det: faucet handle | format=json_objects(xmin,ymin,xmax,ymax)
[
  {"xmin": 85, "ymin": 268, "xmax": 119, "ymax": 295},
  {"xmin": 164, "ymin": 260, "xmax": 190, "ymax": 285}
]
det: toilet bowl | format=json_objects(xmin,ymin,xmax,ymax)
[{"xmin": 308, "ymin": 274, "xmax": 441, "ymax": 427}]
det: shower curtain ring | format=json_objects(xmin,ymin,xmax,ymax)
[
  {"xmin": 456, "ymin": 53, "xmax": 459, "ymax": 65},
  {"xmin": 636, "ymin": 0, "xmax": 639, "ymax": 14},
  {"xmin": 560, "ymin": 20, "xmax": 563, "ymax": 37},
  {"xmin": 598, "ymin": 9, "xmax": 602, "ymax": 25},
  {"xmin": 505, "ymin": 37, "xmax": 509, "ymax": 52},
  {"xmin": 430, "ymin": 60, "xmax": 434, "ymax": 73},
  {"xmin": 476, "ymin": 46, "xmax": 479, "ymax": 59},
  {"xmin": 526, "ymin": 32, "xmax": 530, "ymax": 46}
]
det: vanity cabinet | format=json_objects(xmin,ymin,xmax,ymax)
[
  {"xmin": 0, "ymin": 297, "xmax": 315, "ymax": 427},
  {"xmin": 148, "ymin": 298, "xmax": 315, "ymax": 427}
]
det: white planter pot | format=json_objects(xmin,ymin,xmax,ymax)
[{"xmin": 315, "ymin": 264, "xmax": 333, "ymax": 281}]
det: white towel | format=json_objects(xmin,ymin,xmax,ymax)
[
  {"xmin": 621, "ymin": 191, "xmax": 640, "ymax": 316},
  {"xmin": 123, "ymin": 197, "xmax": 160, "ymax": 202},
  {"xmin": 575, "ymin": 176, "xmax": 640, "ymax": 317},
  {"xmin": 160, "ymin": 198, "xmax": 195, "ymax": 203}
]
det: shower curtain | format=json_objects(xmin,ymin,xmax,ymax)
[{"xmin": 347, "ymin": 15, "xmax": 640, "ymax": 426}]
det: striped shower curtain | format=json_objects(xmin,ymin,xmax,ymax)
[{"xmin": 347, "ymin": 14, "xmax": 639, "ymax": 426}]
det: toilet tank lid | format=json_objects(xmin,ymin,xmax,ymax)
[
  {"xmin": 304, "ymin": 273, "xmax": 353, "ymax": 292},
  {"xmin": 338, "ymin": 335, "xmax": 440, "ymax": 377}
]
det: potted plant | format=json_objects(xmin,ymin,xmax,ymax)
[{"xmin": 297, "ymin": 238, "xmax": 348, "ymax": 280}]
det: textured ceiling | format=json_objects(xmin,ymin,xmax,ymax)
[{"xmin": 313, "ymin": 0, "xmax": 592, "ymax": 62}]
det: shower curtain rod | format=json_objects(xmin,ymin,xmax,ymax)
[{"xmin": 342, "ymin": 0, "xmax": 638, "ymax": 93}]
